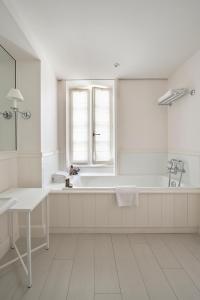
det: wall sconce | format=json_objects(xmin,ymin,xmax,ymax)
[
  {"xmin": 6, "ymin": 88, "xmax": 31, "ymax": 119},
  {"xmin": 0, "ymin": 110, "xmax": 13, "ymax": 119}
]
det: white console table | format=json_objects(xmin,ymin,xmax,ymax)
[{"xmin": 0, "ymin": 188, "xmax": 49, "ymax": 288}]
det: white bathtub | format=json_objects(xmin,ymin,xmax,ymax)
[
  {"xmin": 72, "ymin": 175, "xmax": 177, "ymax": 188},
  {"xmin": 62, "ymin": 175, "xmax": 200, "ymax": 192},
  {"xmin": 48, "ymin": 175, "xmax": 200, "ymax": 234}
]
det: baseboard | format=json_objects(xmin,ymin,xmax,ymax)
[
  {"xmin": 50, "ymin": 226, "xmax": 198, "ymax": 234},
  {"xmin": 19, "ymin": 225, "xmax": 45, "ymax": 237},
  {"xmin": 0, "ymin": 237, "xmax": 10, "ymax": 259}
]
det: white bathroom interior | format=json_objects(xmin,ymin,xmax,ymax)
[{"xmin": 1, "ymin": 0, "xmax": 200, "ymax": 299}]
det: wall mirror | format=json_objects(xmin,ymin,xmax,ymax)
[{"xmin": 0, "ymin": 44, "xmax": 16, "ymax": 151}]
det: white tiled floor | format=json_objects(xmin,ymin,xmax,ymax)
[{"xmin": 1, "ymin": 233, "xmax": 200, "ymax": 300}]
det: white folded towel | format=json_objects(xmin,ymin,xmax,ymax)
[{"xmin": 115, "ymin": 187, "xmax": 139, "ymax": 207}]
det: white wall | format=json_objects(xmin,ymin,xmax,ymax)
[
  {"xmin": 0, "ymin": 0, "xmax": 43, "ymax": 188},
  {"xmin": 41, "ymin": 61, "xmax": 58, "ymax": 186},
  {"xmin": 0, "ymin": 152, "xmax": 18, "ymax": 258},
  {"xmin": 0, "ymin": 0, "xmax": 59, "ymax": 188},
  {"xmin": 0, "ymin": 46, "xmax": 59, "ymax": 190},
  {"xmin": 168, "ymin": 50, "xmax": 200, "ymax": 185},
  {"xmin": 57, "ymin": 80, "xmax": 67, "ymax": 170},
  {"xmin": 15, "ymin": 60, "xmax": 59, "ymax": 237},
  {"xmin": 0, "ymin": 53, "xmax": 16, "ymax": 151},
  {"xmin": 41, "ymin": 62, "xmax": 57, "ymax": 154},
  {"xmin": 57, "ymin": 79, "xmax": 168, "ymax": 176},
  {"xmin": 0, "ymin": 0, "xmax": 35, "ymax": 259},
  {"xmin": 16, "ymin": 59, "xmax": 42, "ymax": 187},
  {"xmin": 0, "ymin": 152, "xmax": 17, "ymax": 192},
  {"xmin": 0, "ymin": 1, "xmax": 36, "ymax": 58},
  {"xmin": 0, "ymin": 2, "xmax": 58, "ymax": 255},
  {"xmin": 118, "ymin": 79, "xmax": 168, "ymax": 175}
]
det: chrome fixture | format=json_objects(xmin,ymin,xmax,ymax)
[
  {"xmin": 12, "ymin": 109, "xmax": 31, "ymax": 120},
  {"xmin": 0, "ymin": 111, "xmax": 12, "ymax": 119},
  {"xmin": 170, "ymin": 180, "xmax": 177, "ymax": 187},
  {"xmin": 168, "ymin": 159, "xmax": 185, "ymax": 187},
  {"xmin": 6, "ymin": 88, "xmax": 31, "ymax": 120},
  {"xmin": 158, "ymin": 88, "xmax": 195, "ymax": 106},
  {"xmin": 114, "ymin": 62, "xmax": 120, "ymax": 68}
]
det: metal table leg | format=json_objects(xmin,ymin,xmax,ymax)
[
  {"xmin": 26, "ymin": 212, "xmax": 32, "ymax": 288},
  {"xmin": 0, "ymin": 194, "xmax": 50, "ymax": 288},
  {"xmin": 9, "ymin": 211, "xmax": 14, "ymax": 249},
  {"xmin": 45, "ymin": 196, "xmax": 49, "ymax": 250}
]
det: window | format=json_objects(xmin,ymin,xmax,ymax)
[
  {"xmin": 70, "ymin": 86, "xmax": 113, "ymax": 165},
  {"xmin": 70, "ymin": 89, "xmax": 89, "ymax": 164}
]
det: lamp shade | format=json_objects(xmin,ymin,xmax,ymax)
[{"xmin": 6, "ymin": 88, "xmax": 24, "ymax": 108}]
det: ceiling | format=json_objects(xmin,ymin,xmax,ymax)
[{"xmin": 4, "ymin": 0, "xmax": 200, "ymax": 79}]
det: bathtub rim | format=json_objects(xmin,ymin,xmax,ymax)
[{"xmin": 49, "ymin": 183, "xmax": 200, "ymax": 194}]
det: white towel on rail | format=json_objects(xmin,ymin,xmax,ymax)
[{"xmin": 115, "ymin": 187, "xmax": 139, "ymax": 207}]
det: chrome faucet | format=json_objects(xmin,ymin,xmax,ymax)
[{"xmin": 168, "ymin": 159, "xmax": 185, "ymax": 187}]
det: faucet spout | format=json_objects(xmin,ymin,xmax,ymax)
[{"xmin": 167, "ymin": 159, "xmax": 185, "ymax": 187}]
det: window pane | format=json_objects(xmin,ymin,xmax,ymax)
[
  {"xmin": 71, "ymin": 90, "xmax": 89, "ymax": 163},
  {"xmin": 93, "ymin": 88, "xmax": 112, "ymax": 162}
]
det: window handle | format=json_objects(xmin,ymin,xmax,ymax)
[{"xmin": 93, "ymin": 132, "xmax": 101, "ymax": 136}]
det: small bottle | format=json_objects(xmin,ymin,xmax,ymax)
[
  {"xmin": 65, "ymin": 178, "xmax": 69, "ymax": 187},
  {"xmin": 65, "ymin": 177, "xmax": 73, "ymax": 188}
]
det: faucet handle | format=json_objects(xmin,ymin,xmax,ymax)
[{"xmin": 167, "ymin": 162, "xmax": 172, "ymax": 170}]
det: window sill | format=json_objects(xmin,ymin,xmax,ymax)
[
  {"xmin": 74, "ymin": 164, "xmax": 114, "ymax": 176},
  {"xmin": 75, "ymin": 164, "xmax": 113, "ymax": 168},
  {"xmin": 79, "ymin": 173, "xmax": 115, "ymax": 176}
]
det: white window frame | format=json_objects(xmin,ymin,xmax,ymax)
[
  {"xmin": 69, "ymin": 88, "xmax": 90, "ymax": 165},
  {"xmin": 92, "ymin": 87, "xmax": 113, "ymax": 165},
  {"xmin": 69, "ymin": 86, "xmax": 113, "ymax": 166}
]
